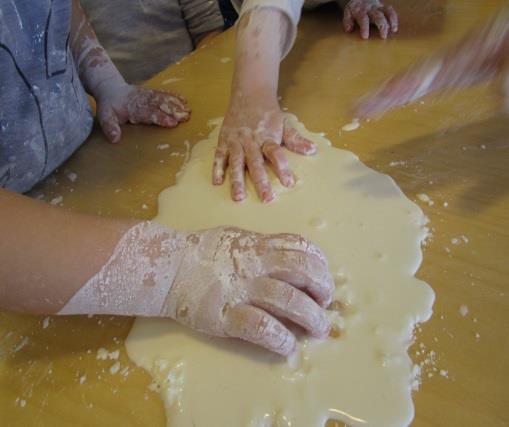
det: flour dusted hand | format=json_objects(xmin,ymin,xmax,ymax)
[
  {"xmin": 342, "ymin": 0, "xmax": 398, "ymax": 40},
  {"xmin": 70, "ymin": 0, "xmax": 190, "ymax": 144},
  {"xmin": 60, "ymin": 222, "xmax": 334, "ymax": 356},
  {"xmin": 213, "ymin": 93, "xmax": 316, "ymax": 203},
  {"xmin": 95, "ymin": 84, "xmax": 190, "ymax": 143}
]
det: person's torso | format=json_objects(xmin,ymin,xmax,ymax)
[
  {"xmin": 80, "ymin": 0, "xmax": 195, "ymax": 83},
  {"xmin": 0, "ymin": 0, "xmax": 93, "ymax": 193}
]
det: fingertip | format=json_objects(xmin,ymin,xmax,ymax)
[
  {"xmin": 280, "ymin": 333, "xmax": 297, "ymax": 357},
  {"xmin": 305, "ymin": 143, "xmax": 317, "ymax": 155},
  {"xmin": 281, "ymin": 172, "xmax": 295, "ymax": 188},
  {"xmin": 231, "ymin": 182, "xmax": 246, "ymax": 202},
  {"xmin": 163, "ymin": 116, "xmax": 179, "ymax": 128},
  {"xmin": 261, "ymin": 189, "xmax": 275, "ymax": 204},
  {"xmin": 321, "ymin": 285, "xmax": 334, "ymax": 309},
  {"xmin": 315, "ymin": 315, "xmax": 331, "ymax": 339},
  {"xmin": 108, "ymin": 125, "xmax": 121, "ymax": 144},
  {"xmin": 175, "ymin": 110, "xmax": 191, "ymax": 123},
  {"xmin": 212, "ymin": 172, "xmax": 224, "ymax": 185},
  {"xmin": 233, "ymin": 192, "xmax": 246, "ymax": 202},
  {"xmin": 343, "ymin": 21, "xmax": 353, "ymax": 33}
]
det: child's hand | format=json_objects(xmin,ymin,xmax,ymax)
[
  {"xmin": 95, "ymin": 84, "xmax": 190, "ymax": 143},
  {"xmin": 212, "ymin": 92, "xmax": 316, "ymax": 203},
  {"xmin": 354, "ymin": 9, "xmax": 509, "ymax": 118},
  {"xmin": 69, "ymin": 0, "xmax": 190, "ymax": 143},
  {"xmin": 60, "ymin": 222, "xmax": 335, "ymax": 356},
  {"xmin": 165, "ymin": 226, "xmax": 334, "ymax": 356},
  {"xmin": 342, "ymin": 0, "xmax": 398, "ymax": 39}
]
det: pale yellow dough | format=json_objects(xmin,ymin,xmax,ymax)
[{"xmin": 125, "ymin": 116, "xmax": 435, "ymax": 427}]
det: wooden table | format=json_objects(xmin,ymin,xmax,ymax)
[{"xmin": 1, "ymin": 1, "xmax": 508, "ymax": 425}]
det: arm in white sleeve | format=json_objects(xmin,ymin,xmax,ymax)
[{"xmin": 230, "ymin": 0, "xmax": 304, "ymax": 58}]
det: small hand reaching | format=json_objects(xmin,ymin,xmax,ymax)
[
  {"xmin": 213, "ymin": 93, "xmax": 316, "ymax": 203},
  {"xmin": 354, "ymin": 8, "xmax": 509, "ymax": 118},
  {"xmin": 342, "ymin": 0, "xmax": 398, "ymax": 40},
  {"xmin": 95, "ymin": 84, "xmax": 190, "ymax": 143}
]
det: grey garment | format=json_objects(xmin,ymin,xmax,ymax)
[
  {"xmin": 80, "ymin": 0, "xmax": 225, "ymax": 83},
  {"xmin": 0, "ymin": 0, "xmax": 93, "ymax": 193}
]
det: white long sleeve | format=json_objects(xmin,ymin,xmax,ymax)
[
  {"xmin": 230, "ymin": 0, "xmax": 305, "ymax": 58},
  {"xmin": 230, "ymin": 0, "xmax": 341, "ymax": 58}
]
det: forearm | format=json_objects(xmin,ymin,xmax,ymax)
[
  {"xmin": 355, "ymin": 9, "xmax": 509, "ymax": 118},
  {"xmin": 231, "ymin": 8, "xmax": 290, "ymax": 99},
  {"xmin": 428, "ymin": 9, "xmax": 509, "ymax": 93},
  {"xmin": 0, "ymin": 188, "xmax": 136, "ymax": 314},
  {"xmin": 70, "ymin": 0, "xmax": 125, "ymax": 99}
]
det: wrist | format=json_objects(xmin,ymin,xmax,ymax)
[
  {"xmin": 229, "ymin": 82, "xmax": 280, "ymax": 112},
  {"xmin": 232, "ymin": 80, "xmax": 278, "ymax": 99},
  {"xmin": 78, "ymin": 49, "xmax": 127, "ymax": 100},
  {"xmin": 58, "ymin": 221, "xmax": 189, "ymax": 317}
]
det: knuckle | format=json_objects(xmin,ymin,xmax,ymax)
[{"xmin": 252, "ymin": 173, "xmax": 269, "ymax": 186}]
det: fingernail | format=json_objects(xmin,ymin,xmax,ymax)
[
  {"xmin": 316, "ymin": 315, "xmax": 331, "ymax": 338},
  {"xmin": 306, "ymin": 145, "xmax": 317, "ymax": 155},
  {"xmin": 322, "ymin": 293, "xmax": 333, "ymax": 309},
  {"xmin": 283, "ymin": 173, "xmax": 295, "ymax": 187},
  {"xmin": 233, "ymin": 191, "xmax": 246, "ymax": 202},
  {"xmin": 262, "ymin": 191, "xmax": 275, "ymax": 203},
  {"xmin": 280, "ymin": 333, "xmax": 297, "ymax": 356}
]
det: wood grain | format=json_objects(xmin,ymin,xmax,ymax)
[{"xmin": 1, "ymin": 1, "xmax": 507, "ymax": 425}]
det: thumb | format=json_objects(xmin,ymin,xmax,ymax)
[
  {"xmin": 282, "ymin": 119, "xmax": 316, "ymax": 155},
  {"xmin": 97, "ymin": 105, "xmax": 122, "ymax": 144}
]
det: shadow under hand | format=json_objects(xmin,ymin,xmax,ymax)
[{"xmin": 364, "ymin": 113, "xmax": 509, "ymax": 214}]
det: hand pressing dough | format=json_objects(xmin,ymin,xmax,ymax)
[{"xmin": 125, "ymin": 116, "xmax": 435, "ymax": 427}]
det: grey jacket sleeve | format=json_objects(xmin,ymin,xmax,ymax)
[{"xmin": 180, "ymin": 0, "xmax": 226, "ymax": 46}]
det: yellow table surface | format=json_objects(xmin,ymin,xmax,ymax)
[{"xmin": 1, "ymin": 1, "xmax": 508, "ymax": 426}]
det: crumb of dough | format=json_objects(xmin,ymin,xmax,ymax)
[
  {"xmin": 96, "ymin": 348, "xmax": 109, "ymax": 360},
  {"xmin": 50, "ymin": 195, "xmax": 63, "ymax": 205},
  {"xmin": 66, "ymin": 172, "xmax": 77, "ymax": 182},
  {"xmin": 459, "ymin": 305, "xmax": 469, "ymax": 317},
  {"xmin": 417, "ymin": 193, "xmax": 434, "ymax": 206},
  {"xmin": 162, "ymin": 77, "xmax": 182, "ymax": 85},
  {"xmin": 109, "ymin": 362, "xmax": 121, "ymax": 375},
  {"xmin": 389, "ymin": 160, "xmax": 406, "ymax": 167},
  {"xmin": 341, "ymin": 118, "xmax": 360, "ymax": 132}
]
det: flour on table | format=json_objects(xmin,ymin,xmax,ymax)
[
  {"xmin": 341, "ymin": 118, "xmax": 360, "ymax": 132},
  {"xmin": 162, "ymin": 77, "xmax": 182, "ymax": 85},
  {"xmin": 42, "ymin": 317, "xmax": 50, "ymax": 329},
  {"xmin": 417, "ymin": 193, "xmax": 434, "ymax": 206},
  {"xmin": 459, "ymin": 305, "xmax": 469, "ymax": 317},
  {"xmin": 125, "ymin": 116, "xmax": 435, "ymax": 427}
]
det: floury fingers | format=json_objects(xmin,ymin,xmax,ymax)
[{"xmin": 60, "ymin": 222, "xmax": 334, "ymax": 356}]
